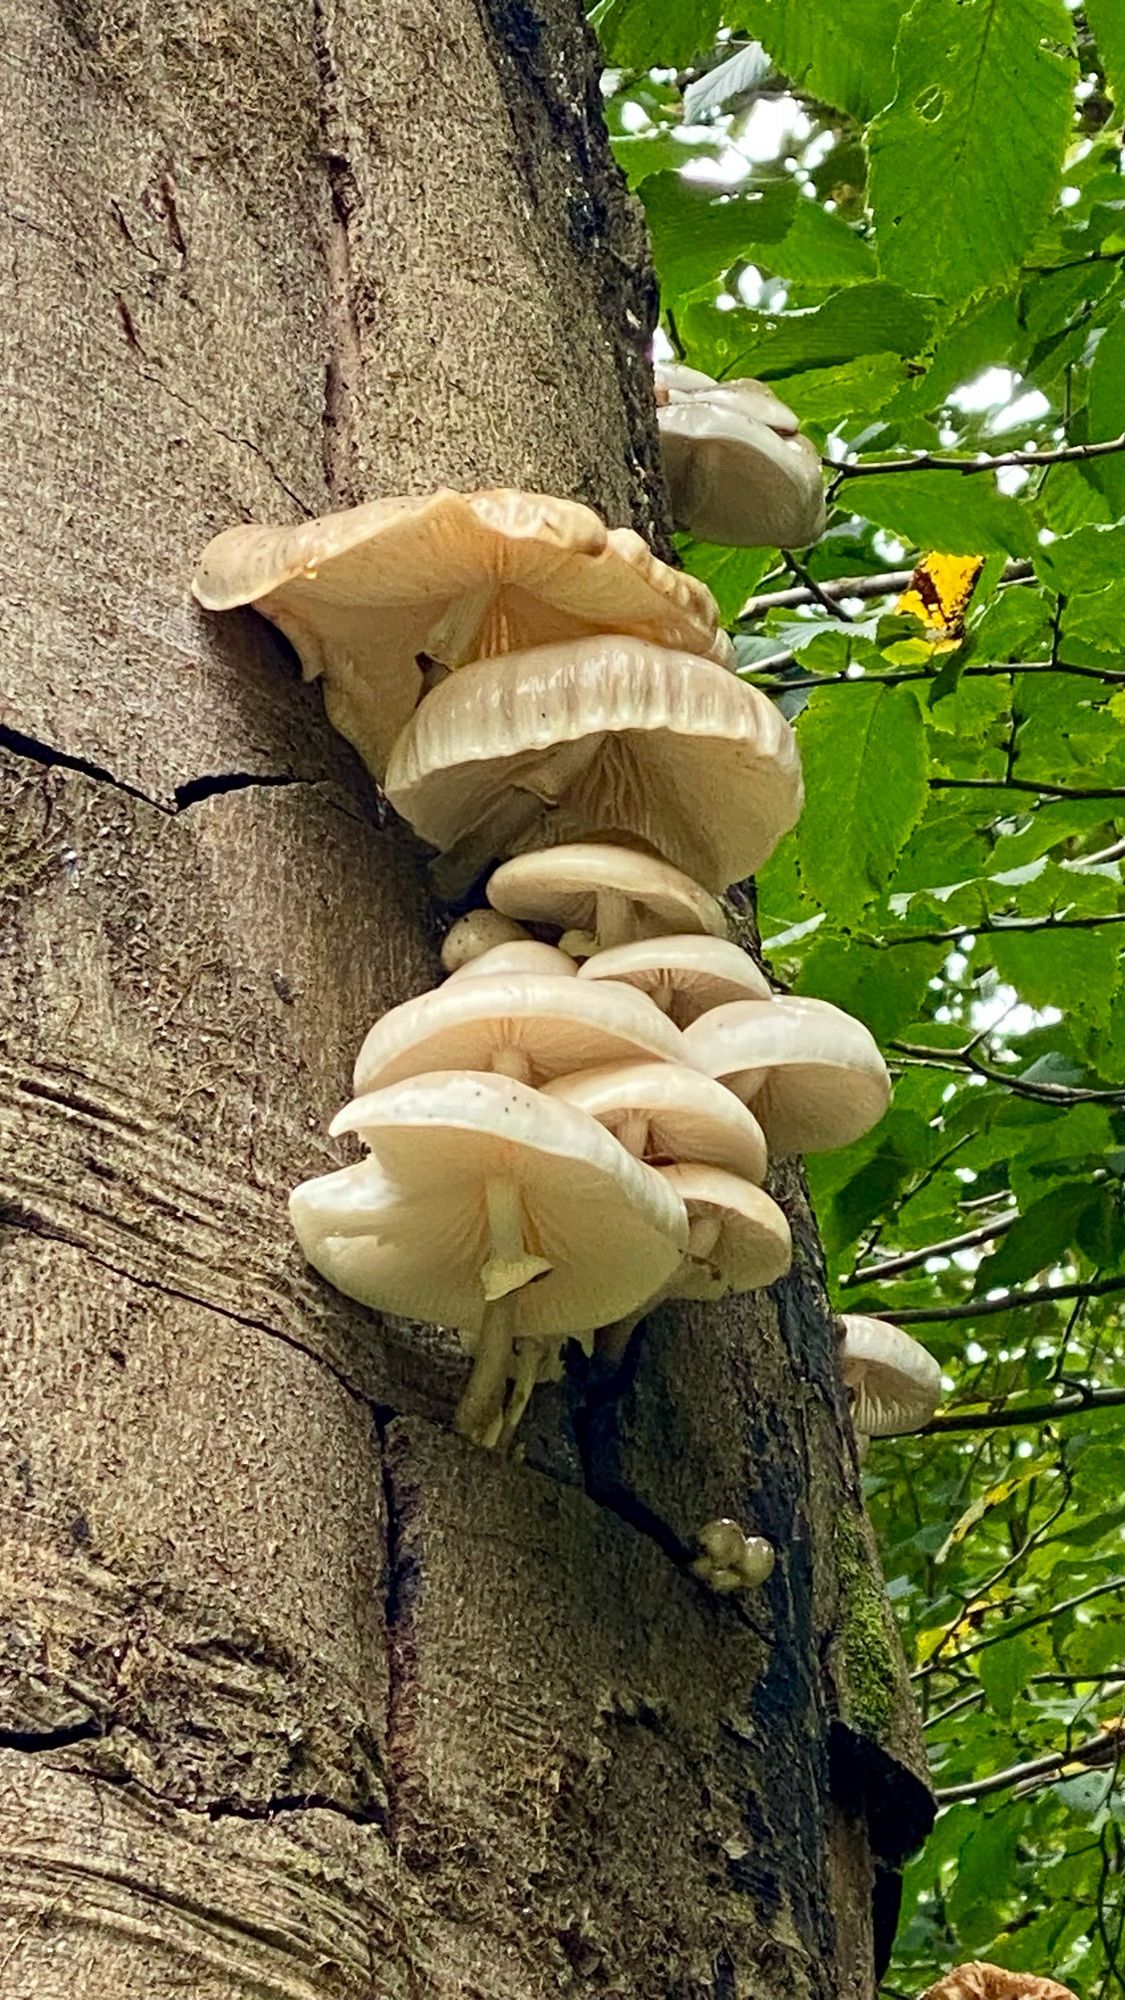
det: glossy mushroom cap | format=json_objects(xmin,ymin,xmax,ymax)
[
  {"xmin": 578, "ymin": 934, "xmax": 771, "ymax": 1024},
  {"xmin": 291, "ymin": 1070, "xmax": 689, "ymax": 1338},
  {"xmin": 657, "ymin": 1164, "xmax": 792, "ymax": 1299},
  {"xmin": 440, "ymin": 909, "xmax": 530, "ymax": 971},
  {"xmin": 445, "ymin": 940, "xmax": 579, "ymax": 982},
  {"xmin": 486, "ymin": 844, "xmax": 727, "ymax": 953},
  {"xmin": 543, "ymin": 1061, "xmax": 769, "ymax": 1182},
  {"xmin": 920, "ymin": 1968, "xmax": 1079, "ymax": 2000},
  {"xmin": 350, "ymin": 973, "xmax": 685, "ymax": 1096},
  {"xmin": 691, "ymin": 1519, "xmax": 776, "ymax": 1594},
  {"xmin": 385, "ymin": 636, "xmax": 804, "ymax": 894},
  {"xmin": 192, "ymin": 489, "xmax": 731, "ymax": 776},
  {"xmin": 682, "ymin": 995, "xmax": 890, "ymax": 1155},
  {"xmin": 655, "ymin": 365, "xmax": 826, "ymax": 549},
  {"xmin": 840, "ymin": 1315, "xmax": 942, "ymax": 1437}
]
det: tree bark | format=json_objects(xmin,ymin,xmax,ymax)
[{"xmin": 0, "ymin": 1, "xmax": 932, "ymax": 1995}]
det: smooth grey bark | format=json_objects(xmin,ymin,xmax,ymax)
[{"xmin": 0, "ymin": 0, "xmax": 931, "ymax": 1993}]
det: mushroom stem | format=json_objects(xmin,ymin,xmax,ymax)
[
  {"xmin": 616, "ymin": 1110, "xmax": 651, "ymax": 1157},
  {"xmin": 594, "ymin": 888, "xmax": 635, "ymax": 950},
  {"xmin": 495, "ymin": 1338, "xmax": 545, "ymax": 1452},
  {"xmin": 490, "ymin": 1047, "xmax": 535, "ymax": 1084},
  {"xmin": 454, "ymin": 1293, "xmax": 519, "ymax": 1445}
]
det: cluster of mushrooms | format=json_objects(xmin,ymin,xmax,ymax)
[{"xmin": 192, "ymin": 364, "xmax": 942, "ymax": 1467}]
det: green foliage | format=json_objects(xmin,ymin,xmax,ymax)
[{"xmin": 594, "ymin": 2, "xmax": 1125, "ymax": 1990}]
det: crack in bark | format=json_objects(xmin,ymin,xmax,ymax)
[
  {"xmin": 0, "ymin": 721, "xmax": 354, "ymax": 823},
  {"xmin": 0, "ymin": 1717, "xmax": 106, "ymax": 1754},
  {"xmin": 311, "ymin": 0, "xmax": 362, "ymax": 506},
  {"xmin": 374, "ymin": 1411, "xmax": 419, "ymax": 1859},
  {"xmin": 135, "ymin": 367, "xmax": 316, "ymax": 516}
]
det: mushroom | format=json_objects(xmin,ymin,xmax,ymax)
[
  {"xmin": 839, "ymin": 1315, "xmax": 941, "ymax": 1440},
  {"xmin": 690, "ymin": 1519, "xmax": 776, "ymax": 1595},
  {"xmin": 290, "ymin": 1070, "xmax": 689, "ymax": 1446},
  {"xmin": 654, "ymin": 362, "xmax": 826, "ymax": 549},
  {"xmin": 192, "ymin": 489, "xmax": 732, "ymax": 776},
  {"xmin": 350, "ymin": 972, "xmax": 686, "ymax": 1096},
  {"xmin": 578, "ymin": 934, "xmax": 772, "ymax": 1023},
  {"xmin": 446, "ymin": 941, "xmax": 579, "ymax": 982},
  {"xmin": 384, "ymin": 636, "xmax": 804, "ymax": 894},
  {"xmin": 486, "ymin": 844, "xmax": 728, "ymax": 957},
  {"xmin": 657, "ymin": 1164, "xmax": 792, "ymax": 1299},
  {"xmin": 681, "ymin": 995, "xmax": 890, "ymax": 1155},
  {"xmin": 440, "ymin": 909, "xmax": 531, "ymax": 972},
  {"xmin": 542, "ymin": 1062, "xmax": 768, "ymax": 1183},
  {"xmin": 920, "ymin": 1967, "xmax": 1079, "ymax": 2000}
]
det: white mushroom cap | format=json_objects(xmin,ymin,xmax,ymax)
[
  {"xmin": 486, "ymin": 844, "xmax": 727, "ymax": 952},
  {"xmin": 192, "ymin": 489, "xmax": 731, "ymax": 776},
  {"xmin": 656, "ymin": 1164, "xmax": 792, "ymax": 1299},
  {"xmin": 681, "ymin": 995, "xmax": 890, "ymax": 1155},
  {"xmin": 691, "ymin": 1519, "xmax": 776, "ymax": 1594},
  {"xmin": 542, "ymin": 1061, "xmax": 768, "ymax": 1182},
  {"xmin": 655, "ymin": 362, "xmax": 800, "ymax": 437},
  {"xmin": 384, "ymin": 637, "xmax": 804, "ymax": 893},
  {"xmin": 578, "ymin": 934, "xmax": 771, "ymax": 1024},
  {"xmin": 351, "ymin": 973, "xmax": 685, "ymax": 1096},
  {"xmin": 840, "ymin": 1315, "xmax": 942, "ymax": 1437},
  {"xmin": 290, "ymin": 1070, "xmax": 689, "ymax": 1338},
  {"xmin": 440, "ymin": 909, "xmax": 530, "ymax": 972},
  {"xmin": 654, "ymin": 363, "xmax": 824, "ymax": 549},
  {"xmin": 446, "ymin": 941, "xmax": 579, "ymax": 982}
]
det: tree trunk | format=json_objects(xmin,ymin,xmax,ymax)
[{"xmin": 0, "ymin": 1, "xmax": 932, "ymax": 1995}]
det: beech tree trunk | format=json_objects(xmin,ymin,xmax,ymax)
[{"xmin": 0, "ymin": 2, "xmax": 932, "ymax": 1994}]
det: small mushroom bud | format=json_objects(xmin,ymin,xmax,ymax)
[
  {"xmin": 691, "ymin": 1520, "xmax": 775, "ymax": 1594},
  {"xmin": 440, "ymin": 909, "xmax": 530, "ymax": 973}
]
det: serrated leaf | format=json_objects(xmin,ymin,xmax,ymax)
[
  {"xmin": 978, "ymin": 1635, "xmax": 1036, "ymax": 1721},
  {"xmin": 758, "ymin": 198, "xmax": 877, "ymax": 287},
  {"xmin": 976, "ymin": 1184, "xmax": 1102, "ymax": 1290},
  {"xmin": 683, "ymin": 281, "xmax": 933, "ymax": 381},
  {"xmin": 796, "ymin": 683, "xmax": 930, "ymax": 920},
  {"xmin": 589, "ymin": 0, "xmax": 720, "ymax": 65},
  {"xmin": 1087, "ymin": 314, "xmax": 1125, "ymax": 520},
  {"xmin": 641, "ymin": 173, "xmax": 798, "ymax": 299},
  {"xmin": 747, "ymin": 0, "xmax": 901, "ymax": 119},
  {"xmin": 868, "ymin": 0, "xmax": 1076, "ymax": 305},
  {"xmin": 1087, "ymin": 0, "xmax": 1125, "ymax": 110},
  {"xmin": 840, "ymin": 470, "xmax": 1035, "ymax": 557},
  {"xmin": 990, "ymin": 926, "xmax": 1121, "ymax": 1028},
  {"xmin": 682, "ymin": 40, "xmax": 771, "ymax": 120}
]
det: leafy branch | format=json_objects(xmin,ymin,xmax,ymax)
[
  {"xmin": 746, "ymin": 657, "xmax": 1125, "ymax": 692},
  {"xmin": 841, "ymin": 1212, "xmax": 1016, "ymax": 1286},
  {"xmin": 739, "ymin": 560, "xmax": 1033, "ymax": 619},
  {"xmin": 889, "ymin": 1038, "xmax": 1125, "ymax": 1105},
  {"xmin": 912, "ymin": 1575, "xmax": 1125, "ymax": 1682},
  {"xmin": 933, "ymin": 1725, "xmax": 1125, "ymax": 1805},
  {"xmin": 930, "ymin": 775, "xmax": 1125, "ymax": 801}
]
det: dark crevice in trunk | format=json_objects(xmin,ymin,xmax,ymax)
[
  {"xmin": 311, "ymin": 0, "xmax": 362, "ymax": 507},
  {"xmin": 375, "ymin": 1411, "xmax": 421, "ymax": 1858},
  {"xmin": 172, "ymin": 770, "xmax": 304, "ymax": 810},
  {"xmin": 0, "ymin": 1717, "xmax": 106, "ymax": 1754}
]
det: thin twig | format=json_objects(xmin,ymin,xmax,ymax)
[
  {"xmin": 923, "ymin": 1384, "xmax": 1125, "ymax": 1434},
  {"xmin": 887, "ymin": 911, "xmax": 1125, "ymax": 945},
  {"xmin": 827, "ymin": 432, "xmax": 1125, "ymax": 480},
  {"xmin": 889, "ymin": 1038, "xmax": 1125, "ymax": 1105},
  {"xmin": 842, "ymin": 1212, "xmax": 1016, "ymax": 1286},
  {"xmin": 746, "ymin": 656, "xmax": 1125, "ymax": 693},
  {"xmin": 875, "ymin": 1272, "xmax": 1125, "ymax": 1325},
  {"xmin": 739, "ymin": 559, "xmax": 1034, "ymax": 619},
  {"xmin": 933, "ymin": 1727, "xmax": 1124, "ymax": 1805},
  {"xmin": 930, "ymin": 775, "xmax": 1125, "ymax": 801},
  {"xmin": 912, "ymin": 1575, "xmax": 1125, "ymax": 1681}
]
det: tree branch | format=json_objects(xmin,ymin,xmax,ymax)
[
  {"xmin": 888, "ymin": 1038, "xmax": 1125, "ymax": 1105},
  {"xmin": 828, "ymin": 432, "xmax": 1125, "ymax": 480},
  {"xmin": 923, "ymin": 1384, "xmax": 1125, "ymax": 1434},
  {"xmin": 888, "ymin": 911, "xmax": 1125, "ymax": 945},
  {"xmin": 930, "ymin": 776, "xmax": 1125, "ymax": 801},
  {"xmin": 841, "ymin": 1212, "xmax": 1016, "ymax": 1286},
  {"xmin": 874, "ymin": 1272, "xmax": 1125, "ymax": 1325},
  {"xmin": 933, "ymin": 1726, "xmax": 1124, "ymax": 1806},
  {"xmin": 912, "ymin": 1575, "xmax": 1125, "ymax": 1681},
  {"xmin": 739, "ymin": 560, "xmax": 1034, "ymax": 618},
  {"xmin": 746, "ymin": 657, "xmax": 1125, "ymax": 693}
]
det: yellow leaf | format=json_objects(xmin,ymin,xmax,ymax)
[{"xmin": 897, "ymin": 552, "xmax": 985, "ymax": 652}]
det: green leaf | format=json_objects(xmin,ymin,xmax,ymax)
[
  {"xmin": 679, "ymin": 541, "xmax": 775, "ymax": 624},
  {"xmin": 1087, "ymin": 0, "xmax": 1125, "ymax": 110},
  {"xmin": 977, "ymin": 1184, "xmax": 1104, "ymax": 1290},
  {"xmin": 977, "ymin": 1635, "xmax": 1036, "ymax": 1721},
  {"xmin": 641, "ymin": 174, "xmax": 797, "ymax": 300},
  {"xmin": 796, "ymin": 684, "xmax": 930, "ymax": 919},
  {"xmin": 843, "ymin": 470, "xmax": 1035, "ymax": 556},
  {"xmin": 758, "ymin": 197, "xmax": 877, "ymax": 288},
  {"xmin": 1036, "ymin": 522, "xmax": 1125, "ymax": 594},
  {"xmin": 589, "ymin": 0, "xmax": 720, "ymax": 65},
  {"xmin": 1086, "ymin": 314, "xmax": 1125, "ymax": 520},
  {"xmin": 747, "ymin": 0, "xmax": 901, "ymax": 119},
  {"xmin": 868, "ymin": 0, "xmax": 1076, "ymax": 305},
  {"xmin": 683, "ymin": 281, "xmax": 933, "ymax": 381},
  {"xmin": 794, "ymin": 936, "xmax": 941, "ymax": 1040},
  {"xmin": 990, "ymin": 926, "xmax": 1122, "ymax": 1028}
]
